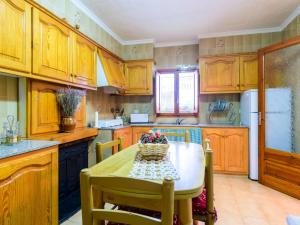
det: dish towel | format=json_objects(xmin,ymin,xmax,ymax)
[{"xmin": 152, "ymin": 127, "xmax": 202, "ymax": 144}]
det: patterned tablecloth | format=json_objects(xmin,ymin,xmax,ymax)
[{"xmin": 129, "ymin": 152, "xmax": 180, "ymax": 180}]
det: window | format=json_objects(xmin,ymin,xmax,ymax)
[{"xmin": 156, "ymin": 70, "xmax": 198, "ymax": 116}]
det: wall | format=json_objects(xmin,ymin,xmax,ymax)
[
  {"xmin": 154, "ymin": 44, "xmax": 199, "ymax": 69},
  {"xmin": 199, "ymin": 32, "xmax": 282, "ymax": 56},
  {"xmin": 121, "ymin": 44, "xmax": 154, "ymax": 60},
  {"xmin": 0, "ymin": 76, "xmax": 18, "ymax": 130},
  {"xmin": 282, "ymin": 15, "xmax": 300, "ymax": 40}
]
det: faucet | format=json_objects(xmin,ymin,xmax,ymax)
[{"xmin": 175, "ymin": 118, "xmax": 185, "ymax": 125}]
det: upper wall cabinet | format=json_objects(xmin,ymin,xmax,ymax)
[
  {"xmin": 200, "ymin": 56, "xmax": 240, "ymax": 94},
  {"xmin": 239, "ymin": 54, "xmax": 258, "ymax": 91},
  {"xmin": 72, "ymin": 34, "xmax": 97, "ymax": 87},
  {"xmin": 32, "ymin": 8, "xmax": 72, "ymax": 82},
  {"xmin": 124, "ymin": 60, "xmax": 153, "ymax": 95},
  {"xmin": 0, "ymin": 0, "xmax": 31, "ymax": 74},
  {"xmin": 98, "ymin": 49, "xmax": 126, "ymax": 89},
  {"xmin": 199, "ymin": 54, "xmax": 258, "ymax": 94}
]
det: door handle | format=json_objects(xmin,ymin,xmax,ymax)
[{"xmin": 258, "ymin": 112, "xmax": 262, "ymax": 126}]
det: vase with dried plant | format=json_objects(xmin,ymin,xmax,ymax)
[{"xmin": 56, "ymin": 88, "xmax": 85, "ymax": 132}]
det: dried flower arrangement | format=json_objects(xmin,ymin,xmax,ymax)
[{"xmin": 56, "ymin": 87, "xmax": 85, "ymax": 117}]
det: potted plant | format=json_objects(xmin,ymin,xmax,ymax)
[{"xmin": 56, "ymin": 87, "xmax": 85, "ymax": 132}]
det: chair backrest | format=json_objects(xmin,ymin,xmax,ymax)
[
  {"xmin": 203, "ymin": 138, "xmax": 214, "ymax": 223},
  {"xmin": 96, "ymin": 138, "xmax": 122, "ymax": 163},
  {"xmin": 164, "ymin": 130, "xmax": 190, "ymax": 143},
  {"xmin": 80, "ymin": 173, "xmax": 174, "ymax": 225}
]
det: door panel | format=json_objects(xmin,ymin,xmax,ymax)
[
  {"xmin": 224, "ymin": 129, "xmax": 248, "ymax": 174},
  {"xmin": 239, "ymin": 54, "xmax": 258, "ymax": 90},
  {"xmin": 202, "ymin": 129, "xmax": 225, "ymax": 172},
  {"xmin": 124, "ymin": 61, "xmax": 153, "ymax": 95},
  {"xmin": 72, "ymin": 34, "xmax": 96, "ymax": 87},
  {"xmin": 0, "ymin": 0, "xmax": 31, "ymax": 73},
  {"xmin": 132, "ymin": 127, "xmax": 151, "ymax": 144},
  {"xmin": 259, "ymin": 38, "xmax": 300, "ymax": 199},
  {"xmin": 32, "ymin": 9, "xmax": 72, "ymax": 81},
  {"xmin": 200, "ymin": 56, "xmax": 240, "ymax": 93}
]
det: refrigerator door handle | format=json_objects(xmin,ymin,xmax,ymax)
[{"xmin": 258, "ymin": 112, "xmax": 262, "ymax": 125}]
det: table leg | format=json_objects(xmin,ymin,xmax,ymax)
[{"xmin": 178, "ymin": 198, "xmax": 193, "ymax": 225}]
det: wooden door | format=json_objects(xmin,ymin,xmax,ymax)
[
  {"xmin": 239, "ymin": 54, "xmax": 258, "ymax": 91},
  {"xmin": 202, "ymin": 128, "xmax": 225, "ymax": 172},
  {"xmin": 29, "ymin": 81, "xmax": 86, "ymax": 136},
  {"xmin": 0, "ymin": 146, "xmax": 58, "ymax": 225},
  {"xmin": 72, "ymin": 34, "xmax": 96, "ymax": 87},
  {"xmin": 132, "ymin": 127, "xmax": 151, "ymax": 143},
  {"xmin": 32, "ymin": 8, "xmax": 72, "ymax": 82},
  {"xmin": 200, "ymin": 56, "xmax": 240, "ymax": 93},
  {"xmin": 0, "ymin": 0, "xmax": 31, "ymax": 73},
  {"xmin": 259, "ymin": 38, "xmax": 300, "ymax": 199},
  {"xmin": 224, "ymin": 129, "xmax": 248, "ymax": 174},
  {"xmin": 114, "ymin": 127, "xmax": 133, "ymax": 150},
  {"xmin": 124, "ymin": 61, "xmax": 153, "ymax": 95}
]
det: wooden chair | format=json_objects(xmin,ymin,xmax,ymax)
[
  {"xmin": 80, "ymin": 173, "xmax": 175, "ymax": 225},
  {"xmin": 193, "ymin": 138, "xmax": 215, "ymax": 225},
  {"xmin": 96, "ymin": 138, "xmax": 122, "ymax": 163},
  {"xmin": 164, "ymin": 130, "xmax": 190, "ymax": 143}
]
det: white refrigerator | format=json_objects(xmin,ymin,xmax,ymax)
[
  {"xmin": 240, "ymin": 88, "xmax": 292, "ymax": 181},
  {"xmin": 240, "ymin": 89, "xmax": 259, "ymax": 180}
]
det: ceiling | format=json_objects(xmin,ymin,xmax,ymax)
[{"xmin": 77, "ymin": 0, "xmax": 300, "ymax": 46}]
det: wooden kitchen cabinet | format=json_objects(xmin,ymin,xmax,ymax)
[
  {"xmin": 200, "ymin": 56, "xmax": 240, "ymax": 93},
  {"xmin": 29, "ymin": 81, "xmax": 86, "ymax": 136},
  {"xmin": 98, "ymin": 49, "xmax": 126, "ymax": 89},
  {"xmin": 113, "ymin": 127, "xmax": 133, "ymax": 152},
  {"xmin": 0, "ymin": 146, "xmax": 58, "ymax": 225},
  {"xmin": 202, "ymin": 127, "xmax": 248, "ymax": 174},
  {"xmin": 132, "ymin": 127, "xmax": 151, "ymax": 143},
  {"xmin": 72, "ymin": 34, "xmax": 97, "ymax": 87},
  {"xmin": 0, "ymin": 0, "xmax": 31, "ymax": 74},
  {"xmin": 124, "ymin": 60, "xmax": 153, "ymax": 95},
  {"xmin": 239, "ymin": 54, "xmax": 258, "ymax": 90},
  {"xmin": 32, "ymin": 8, "xmax": 72, "ymax": 82}
]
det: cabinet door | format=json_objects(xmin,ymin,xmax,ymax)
[
  {"xmin": 72, "ymin": 34, "xmax": 96, "ymax": 87},
  {"xmin": 30, "ymin": 81, "xmax": 86, "ymax": 135},
  {"xmin": 0, "ymin": 147, "xmax": 58, "ymax": 225},
  {"xmin": 202, "ymin": 128, "xmax": 225, "ymax": 172},
  {"xmin": 99, "ymin": 49, "xmax": 126, "ymax": 88},
  {"xmin": 200, "ymin": 56, "xmax": 240, "ymax": 93},
  {"xmin": 239, "ymin": 54, "xmax": 258, "ymax": 91},
  {"xmin": 0, "ymin": 0, "xmax": 31, "ymax": 73},
  {"xmin": 132, "ymin": 127, "xmax": 151, "ymax": 144},
  {"xmin": 114, "ymin": 127, "xmax": 133, "ymax": 150},
  {"xmin": 224, "ymin": 129, "xmax": 248, "ymax": 174},
  {"xmin": 32, "ymin": 9, "xmax": 72, "ymax": 82},
  {"xmin": 31, "ymin": 81, "xmax": 60, "ymax": 135},
  {"xmin": 124, "ymin": 61, "xmax": 153, "ymax": 95}
]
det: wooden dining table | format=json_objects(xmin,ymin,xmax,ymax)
[{"xmin": 89, "ymin": 142, "xmax": 206, "ymax": 225}]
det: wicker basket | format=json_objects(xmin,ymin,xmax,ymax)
[{"xmin": 138, "ymin": 143, "xmax": 170, "ymax": 160}]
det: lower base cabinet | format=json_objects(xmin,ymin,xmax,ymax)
[
  {"xmin": 113, "ymin": 127, "xmax": 132, "ymax": 152},
  {"xmin": 59, "ymin": 141, "xmax": 88, "ymax": 222},
  {"xmin": 0, "ymin": 146, "xmax": 58, "ymax": 225},
  {"xmin": 202, "ymin": 128, "xmax": 248, "ymax": 174}
]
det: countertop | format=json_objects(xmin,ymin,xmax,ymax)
[
  {"xmin": 98, "ymin": 123, "xmax": 248, "ymax": 130},
  {"xmin": 0, "ymin": 140, "xmax": 60, "ymax": 159}
]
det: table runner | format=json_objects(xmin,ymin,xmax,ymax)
[{"xmin": 129, "ymin": 152, "xmax": 180, "ymax": 180}]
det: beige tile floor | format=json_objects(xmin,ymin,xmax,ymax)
[{"xmin": 62, "ymin": 174, "xmax": 300, "ymax": 225}]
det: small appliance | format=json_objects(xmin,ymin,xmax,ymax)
[
  {"xmin": 130, "ymin": 114, "xmax": 149, "ymax": 123},
  {"xmin": 97, "ymin": 119, "xmax": 123, "ymax": 128}
]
